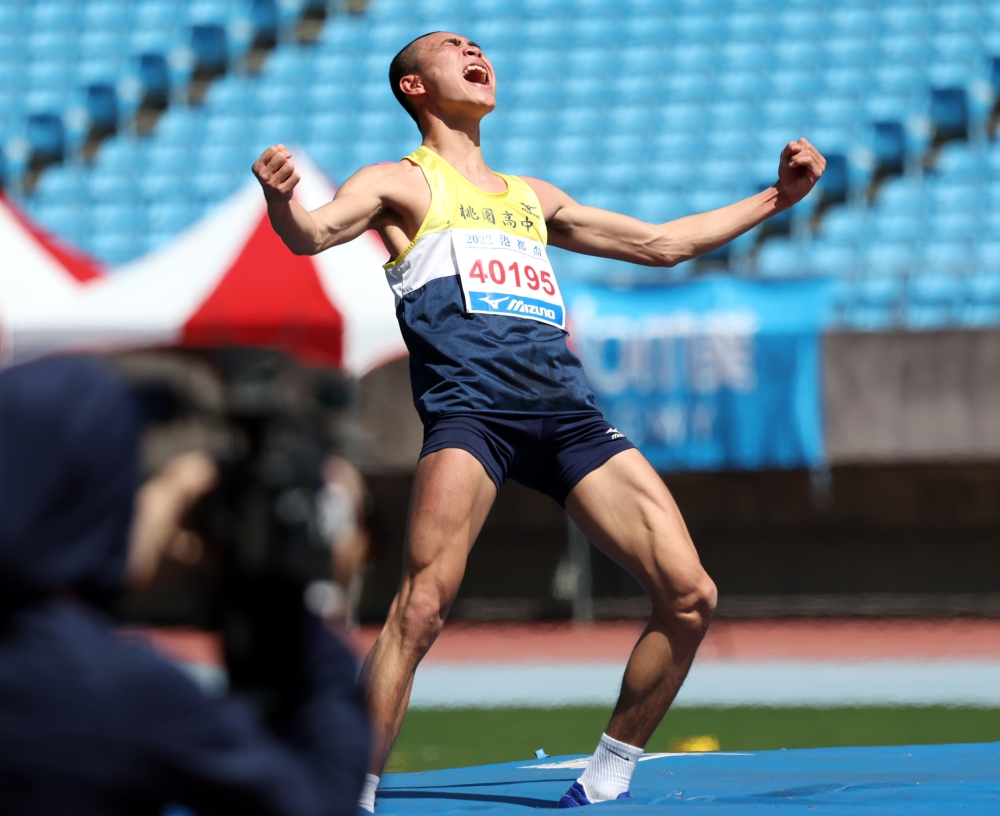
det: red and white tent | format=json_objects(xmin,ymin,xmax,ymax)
[{"xmin": 0, "ymin": 153, "xmax": 405, "ymax": 376}]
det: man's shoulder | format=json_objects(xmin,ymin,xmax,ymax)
[{"xmin": 350, "ymin": 157, "xmax": 424, "ymax": 187}]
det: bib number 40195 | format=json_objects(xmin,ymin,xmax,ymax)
[
  {"xmin": 467, "ymin": 259, "xmax": 556, "ymax": 296},
  {"xmin": 453, "ymin": 229, "xmax": 565, "ymax": 329}
]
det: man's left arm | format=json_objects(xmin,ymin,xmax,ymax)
[{"xmin": 525, "ymin": 139, "xmax": 826, "ymax": 268}]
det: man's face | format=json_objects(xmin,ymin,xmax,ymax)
[{"xmin": 409, "ymin": 33, "xmax": 496, "ymax": 119}]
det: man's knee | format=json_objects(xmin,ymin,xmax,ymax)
[
  {"xmin": 655, "ymin": 569, "xmax": 717, "ymax": 640},
  {"xmin": 395, "ymin": 572, "xmax": 458, "ymax": 657}
]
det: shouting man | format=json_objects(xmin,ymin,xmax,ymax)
[{"xmin": 252, "ymin": 31, "xmax": 825, "ymax": 810}]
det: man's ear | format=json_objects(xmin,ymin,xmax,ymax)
[{"xmin": 399, "ymin": 74, "xmax": 426, "ymax": 102}]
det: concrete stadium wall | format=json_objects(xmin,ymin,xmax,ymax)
[{"xmin": 826, "ymin": 330, "xmax": 1000, "ymax": 464}]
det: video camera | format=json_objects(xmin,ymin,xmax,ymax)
[{"xmin": 122, "ymin": 347, "xmax": 352, "ymax": 723}]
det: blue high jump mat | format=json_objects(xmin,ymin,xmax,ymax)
[{"xmin": 377, "ymin": 742, "xmax": 1000, "ymax": 813}]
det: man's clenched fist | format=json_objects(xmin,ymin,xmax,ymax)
[
  {"xmin": 252, "ymin": 144, "xmax": 300, "ymax": 203},
  {"xmin": 776, "ymin": 138, "xmax": 826, "ymax": 207}
]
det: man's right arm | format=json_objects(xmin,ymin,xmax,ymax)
[{"xmin": 251, "ymin": 145, "xmax": 389, "ymax": 256}]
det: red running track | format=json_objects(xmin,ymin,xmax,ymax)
[{"xmin": 134, "ymin": 618, "xmax": 1000, "ymax": 667}]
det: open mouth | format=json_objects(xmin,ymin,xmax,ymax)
[{"xmin": 463, "ymin": 64, "xmax": 490, "ymax": 85}]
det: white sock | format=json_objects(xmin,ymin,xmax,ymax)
[
  {"xmin": 358, "ymin": 773, "xmax": 379, "ymax": 812},
  {"xmin": 577, "ymin": 733, "xmax": 643, "ymax": 802}
]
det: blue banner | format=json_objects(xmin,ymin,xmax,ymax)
[{"xmin": 563, "ymin": 277, "xmax": 833, "ymax": 472}]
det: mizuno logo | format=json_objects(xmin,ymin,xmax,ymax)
[
  {"xmin": 479, "ymin": 294, "xmax": 510, "ymax": 310},
  {"xmin": 506, "ymin": 299, "xmax": 557, "ymax": 321},
  {"xmin": 606, "ymin": 427, "xmax": 624, "ymax": 440}
]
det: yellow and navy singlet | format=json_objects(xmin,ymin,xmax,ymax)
[{"xmin": 384, "ymin": 146, "xmax": 596, "ymax": 423}]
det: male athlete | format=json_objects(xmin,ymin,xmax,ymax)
[{"xmin": 252, "ymin": 32, "xmax": 825, "ymax": 811}]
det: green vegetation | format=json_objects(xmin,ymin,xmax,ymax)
[{"xmin": 386, "ymin": 706, "xmax": 1000, "ymax": 773}]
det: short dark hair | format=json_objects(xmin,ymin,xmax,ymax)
[{"xmin": 389, "ymin": 32, "xmax": 441, "ymax": 132}]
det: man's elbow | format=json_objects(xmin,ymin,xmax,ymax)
[{"xmin": 284, "ymin": 237, "xmax": 321, "ymax": 256}]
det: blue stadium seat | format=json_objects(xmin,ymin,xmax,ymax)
[
  {"xmin": 934, "ymin": 144, "xmax": 983, "ymax": 183},
  {"xmin": 928, "ymin": 182, "xmax": 980, "ymax": 217},
  {"xmin": 930, "ymin": 86, "xmax": 971, "ymax": 137},
  {"xmin": 869, "ymin": 120, "xmax": 907, "ymax": 175},
  {"xmin": 147, "ymin": 201, "xmax": 201, "ymax": 234},
  {"xmin": 255, "ymin": 76, "xmax": 309, "ymax": 111},
  {"xmin": 847, "ymin": 274, "xmax": 903, "ymax": 330},
  {"xmin": 973, "ymin": 241, "xmax": 1000, "ymax": 273},
  {"xmin": 30, "ymin": 2, "xmax": 82, "ymax": 35},
  {"xmin": 907, "ymin": 273, "xmax": 962, "ymax": 330},
  {"xmin": 87, "ymin": 164, "xmax": 140, "ymax": 204},
  {"xmin": 140, "ymin": 169, "xmax": 195, "ymax": 204},
  {"xmin": 810, "ymin": 243, "xmax": 859, "ymax": 277},
  {"xmin": 203, "ymin": 114, "xmax": 251, "ymax": 150},
  {"xmin": 824, "ymin": 38, "xmax": 877, "ymax": 71},
  {"xmin": 0, "ymin": 5, "xmax": 24, "ymax": 38},
  {"xmin": 756, "ymin": 240, "xmax": 810, "ymax": 278},
  {"xmin": 192, "ymin": 169, "xmax": 244, "ymax": 205},
  {"xmin": 311, "ymin": 52, "xmax": 356, "ymax": 81},
  {"xmin": 137, "ymin": 53, "xmax": 171, "ymax": 108},
  {"xmin": 84, "ymin": 84, "xmax": 119, "ymax": 134},
  {"xmin": 191, "ymin": 24, "xmax": 229, "ymax": 77},
  {"xmin": 646, "ymin": 161, "xmax": 699, "ymax": 192},
  {"xmin": 876, "ymin": 177, "xmax": 926, "ymax": 216},
  {"xmin": 819, "ymin": 209, "xmax": 867, "ymax": 248},
  {"xmin": 880, "ymin": 8, "xmax": 934, "ymax": 39},
  {"xmin": 921, "ymin": 240, "xmax": 974, "ymax": 274},
  {"xmin": 32, "ymin": 202, "xmax": 89, "ymax": 247},
  {"xmin": 822, "ymin": 68, "xmax": 872, "ymax": 101},
  {"xmin": 814, "ymin": 97, "xmax": 863, "ymax": 129},
  {"xmin": 935, "ymin": 4, "xmax": 984, "ymax": 36},
  {"xmin": 87, "ymin": 232, "xmax": 146, "ymax": 266},
  {"xmin": 155, "ymin": 109, "xmax": 208, "ymax": 147},
  {"xmin": 622, "ymin": 15, "xmax": 674, "ymax": 47},
  {"xmin": 26, "ymin": 114, "xmax": 66, "ymax": 165},
  {"xmin": 251, "ymin": 113, "xmax": 303, "ymax": 152},
  {"xmin": 593, "ymin": 161, "xmax": 638, "ymax": 194},
  {"xmin": 878, "ymin": 35, "xmax": 932, "ymax": 76},
  {"xmin": 964, "ymin": 272, "xmax": 1000, "ymax": 327},
  {"xmin": 264, "ymin": 49, "xmax": 312, "ymax": 84},
  {"xmin": 932, "ymin": 32, "xmax": 984, "ymax": 71},
  {"xmin": 631, "ymin": 191, "xmax": 682, "ymax": 224},
  {"xmin": 95, "ymin": 138, "xmax": 145, "ymax": 175},
  {"xmin": 304, "ymin": 111, "xmax": 352, "ymax": 146},
  {"xmin": 83, "ymin": 2, "xmax": 133, "ymax": 34},
  {"xmin": 33, "ymin": 165, "xmax": 89, "ymax": 206},
  {"xmin": 871, "ymin": 210, "xmax": 923, "ymax": 243},
  {"xmin": 864, "ymin": 242, "xmax": 918, "ymax": 276},
  {"xmin": 248, "ymin": 0, "xmax": 279, "ymax": 45},
  {"xmin": 931, "ymin": 213, "xmax": 982, "ymax": 243}
]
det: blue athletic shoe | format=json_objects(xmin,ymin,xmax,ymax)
[{"xmin": 558, "ymin": 782, "xmax": 631, "ymax": 808}]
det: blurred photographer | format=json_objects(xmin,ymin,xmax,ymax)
[{"xmin": 0, "ymin": 356, "xmax": 370, "ymax": 816}]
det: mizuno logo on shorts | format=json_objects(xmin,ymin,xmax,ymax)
[{"xmin": 606, "ymin": 427, "xmax": 624, "ymax": 440}]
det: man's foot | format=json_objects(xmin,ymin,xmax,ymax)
[{"xmin": 558, "ymin": 781, "xmax": 631, "ymax": 808}]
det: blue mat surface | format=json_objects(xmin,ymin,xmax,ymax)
[{"xmin": 378, "ymin": 742, "xmax": 1000, "ymax": 813}]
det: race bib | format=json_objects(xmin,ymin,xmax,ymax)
[{"xmin": 451, "ymin": 229, "xmax": 566, "ymax": 329}]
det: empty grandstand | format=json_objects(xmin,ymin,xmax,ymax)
[{"xmin": 3, "ymin": 0, "xmax": 1000, "ymax": 330}]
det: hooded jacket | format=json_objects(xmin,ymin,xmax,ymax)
[{"xmin": 0, "ymin": 357, "xmax": 369, "ymax": 815}]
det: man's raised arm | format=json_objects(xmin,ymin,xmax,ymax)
[
  {"xmin": 526, "ymin": 138, "xmax": 826, "ymax": 268},
  {"xmin": 252, "ymin": 144, "xmax": 388, "ymax": 256}
]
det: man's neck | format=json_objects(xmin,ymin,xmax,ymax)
[{"xmin": 420, "ymin": 113, "xmax": 502, "ymax": 190}]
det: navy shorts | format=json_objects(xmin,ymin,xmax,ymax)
[{"xmin": 419, "ymin": 412, "xmax": 636, "ymax": 506}]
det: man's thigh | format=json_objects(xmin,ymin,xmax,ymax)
[
  {"xmin": 403, "ymin": 447, "xmax": 497, "ymax": 584},
  {"xmin": 565, "ymin": 449, "xmax": 706, "ymax": 603}
]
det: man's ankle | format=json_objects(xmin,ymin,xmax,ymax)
[
  {"xmin": 358, "ymin": 772, "xmax": 380, "ymax": 812},
  {"xmin": 577, "ymin": 733, "xmax": 643, "ymax": 801}
]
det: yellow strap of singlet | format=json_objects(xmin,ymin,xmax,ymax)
[{"xmin": 386, "ymin": 146, "xmax": 548, "ymax": 270}]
